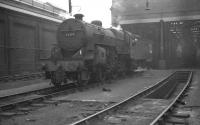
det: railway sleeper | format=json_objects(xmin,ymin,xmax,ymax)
[
  {"xmin": 176, "ymin": 100, "xmax": 186, "ymax": 105},
  {"xmin": 0, "ymin": 73, "xmax": 44, "ymax": 82},
  {"xmin": 0, "ymin": 76, "xmax": 9, "ymax": 82},
  {"xmin": 171, "ymin": 113, "xmax": 190, "ymax": 119},
  {"xmin": 165, "ymin": 107, "xmax": 190, "ymax": 124},
  {"xmin": 0, "ymin": 111, "xmax": 17, "ymax": 117},
  {"xmin": 166, "ymin": 117, "xmax": 189, "ymax": 125}
]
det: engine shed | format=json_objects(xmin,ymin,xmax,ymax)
[
  {"xmin": 0, "ymin": 0, "xmax": 65, "ymax": 76},
  {"xmin": 111, "ymin": 0, "xmax": 200, "ymax": 69}
]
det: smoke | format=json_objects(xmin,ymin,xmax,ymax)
[
  {"xmin": 111, "ymin": 25, "xmax": 122, "ymax": 30},
  {"xmin": 111, "ymin": 0, "xmax": 125, "ymax": 27},
  {"xmin": 112, "ymin": 0, "xmax": 125, "ymax": 12},
  {"xmin": 112, "ymin": 15, "xmax": 122, "ymax": 27}
]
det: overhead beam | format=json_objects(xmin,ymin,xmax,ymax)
[{"xmin": 120, "ymin": 15, "xmax": 200, "ymax": 24}]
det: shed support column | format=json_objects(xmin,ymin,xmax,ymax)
[{"xmin": 159, "ymin": 19, "xmax": 166, "ymax": 69}]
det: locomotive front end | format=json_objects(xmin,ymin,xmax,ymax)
[
  {"xmin": 47, "ymin": 15, "xmax": 90, "ymax": 86},
  {"xmin": 57, "ymin": 18, "xmax": 86, "ymax": 57}
]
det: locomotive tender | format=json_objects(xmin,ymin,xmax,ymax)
[{"xmin": 46, "ymin": 14, "xmax": 150, "ymax": 86}]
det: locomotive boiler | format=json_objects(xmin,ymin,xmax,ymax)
[{"xmin": 45, "ymin": 14, "xmax": 148, "ymax": 86}]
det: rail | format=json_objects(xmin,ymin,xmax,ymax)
[
  {"xmin": 150, "ymin": 71, "xmax": 193, "ymax": 125},
  {"xmin": 0, "ymin": 81, "xmax": 76, "ymax": 111},
  {"xmin": 70, "ymin": 71, "xmax": 177, "ymax": 125},
  {"xmin": 0, "ymin": 72, "xmax": 44, "ymax": 82},
  {"xmin": 69, "ymin": 71, "xmax": 192, "ymax": 125}
]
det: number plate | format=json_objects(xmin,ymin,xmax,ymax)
[{"xmin": 65, "ymin": 32, "xmax": 75, "ymax": 37}]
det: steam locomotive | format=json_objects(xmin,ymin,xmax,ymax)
[{"xmin": 44, "ymin": 14, "xmax": 151, "ymax": 86}]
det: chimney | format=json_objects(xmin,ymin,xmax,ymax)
[
  {"xmin": 74, "ymin": 14, "xmax": 84, "ymax": 21},
  {"xmin": 91, "ymin": 20, "xmax": 102, "ymax": 27}
]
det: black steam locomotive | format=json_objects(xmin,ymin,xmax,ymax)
[{"xmin": 44, "ymin": 14, "xmax": 151, "ymax": 86}]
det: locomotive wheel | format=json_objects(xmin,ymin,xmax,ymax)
[
  {"xmin": 51, "ymin": 66, "xmax": 65, "ymax": 87},
  {"xmin": 98, "ymin": 68, "xmax": 106, "ymax": 83},
  {"xmin": 84, "ymin": 72, "xmax": 91, "ymax": 85},
  {"xmin": 80, "ymin": 79, "xmax": 90, "ymax": 86},
  {"xmin": 51, "ymin": 74, "xmax": 62, "ymax": 87},
  {"xmin": 111, "ymin": 72, "xmax": 118, "ymax": 79},
  {"xmin": 77, "ymin": 70, "xmax": 91, "ymax": 86}
]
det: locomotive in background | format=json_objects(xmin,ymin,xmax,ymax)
[{"xmin": 44, "ymin": 14, "xmax": 152, "ymax": 86}]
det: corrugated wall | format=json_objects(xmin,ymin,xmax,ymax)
[
  {"xmin": 0, "ymin": 14, "xmax": 8, "ymax": 76},
  {"xmin": 39, "ymin": 23, "xmax": 57, "ymax": 60},
  {"xmin": 9, "ymin": 16, "xmax": 37, "ymax": 74},
  {"xmin": 0, "ymin": 8, "xmax": 60, "ymax": 76}
]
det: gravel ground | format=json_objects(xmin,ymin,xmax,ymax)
[
  {"xmin": 0, "ymin": 70, "xmax": 173, "ymax": 125},
  {"xmin": 55, "ymin": 70, "xmax": 173, "ymax": 102},
  {"xmin": 0, "ymin": 100, "xmax": 113, "ymax": 125},
  {"xmin": 93, "ymin": 99, "xmax": 170, "ymax": 125}
]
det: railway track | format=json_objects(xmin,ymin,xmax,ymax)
[
  {"xmin": 0, "ymin": 72, "xmax": 44, "ymax": 82},
  {"xmin": 0, "ymin": 71, "xmax": 145, "ymax": 112},
  {"xmin": 70, "ymin": 71, "xmax": 193, "ymax": 125},
  {"xmin": 0, "ymin": 81, "xmax": 85, "ymax": 112}
]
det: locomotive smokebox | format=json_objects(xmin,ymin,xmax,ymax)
[{"xmin": 74, "ymin": 14, "xmax": 84, "ymax": 20}]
